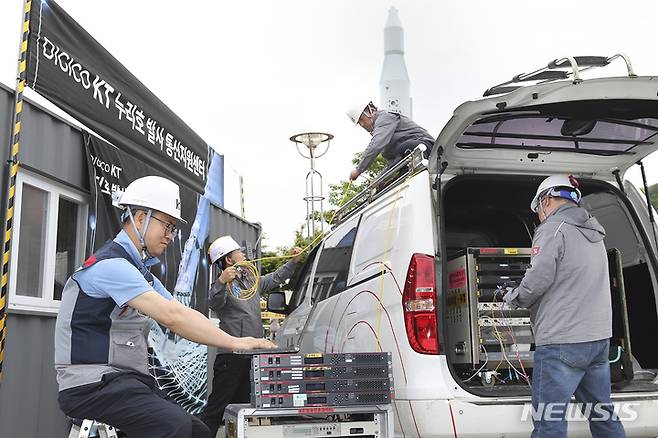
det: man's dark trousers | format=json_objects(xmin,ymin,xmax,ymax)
[
  {"xmin": 58, "ymin": 372, "xmax": 210, "ymax": 438},
  {"xmin": 200, "ymin": 353, "xmax": 252, "ymax": 437}
]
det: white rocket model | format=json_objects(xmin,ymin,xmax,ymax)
[{"xmin": 380, "ymin": 6, "xmax": 412, "ymax": 118}]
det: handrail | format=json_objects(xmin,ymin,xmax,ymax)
[
  {"xmin": 333, "ymin": 145, "xmax": 429, "ymax": 225},
  {"xmin": 483, "ymin": 53, "xmax": 636, "ymax": 97}
]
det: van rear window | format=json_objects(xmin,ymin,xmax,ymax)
[{"xmin": 457, "ymin": 112, "xmax": 658, "ymax": 156}]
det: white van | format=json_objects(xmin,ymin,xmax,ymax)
[{"xmin": 268, "ymin": 56, "xmax": 658, "ymax": 437}]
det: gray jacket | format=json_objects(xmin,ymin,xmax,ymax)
[
  {"xmin": 209, "ymin": 260, "xmax": 297, "ymax": 352},
  {"xmin": 504, "ymin": 203, "xmax": 612, "ymax": 346},
  {"xmin": 357, "ymin": 110, "xmax": 434, "ymax": 174}
]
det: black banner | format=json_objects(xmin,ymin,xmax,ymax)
[
  {"xmin": 26, "ymin": 0, "xmax": 208, "ymax": 192},
  {"xmin": 83, "ymin": 132, "xmax": 209, "ymax": 308}
]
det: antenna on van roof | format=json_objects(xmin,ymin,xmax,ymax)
[{"xmin": 483, "ymin": 53, "xmax": 636, "ymax": 97}]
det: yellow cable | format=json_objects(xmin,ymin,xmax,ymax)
[
  {"xmin": 227, "ymin": 261, "xmax": 260, "ymax": 301},
  {"xmin": 491, "ymin": 293, "xmax": 506, "ymax": 372},
  {"xmin": 375, "ymin": 176, "xmax": 411, "ymax": 348},
  {"xmin": 492, "ymin": 288, "xmax": 531, "ymax": 386}
]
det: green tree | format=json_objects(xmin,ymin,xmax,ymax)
[
  {"xmin": 325, "ymin": 152, "xmax": 387, "ymax": 219},
  {"xmin": 257, "ymin": 245, "xmax": 293, "ymax": 294},
  {"xmin": 259, "ymin": 248, "xmax": 287, "ymax": 277},
  {"xmin": 648, "ymin": 183, "xmax": 658, "ymax": 210},
  {"xmin": 258, "ymin": 228, "xmax": 316, "ymax": 292}
]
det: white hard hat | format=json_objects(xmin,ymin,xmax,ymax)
[
  {"xmin": 117, "ymin": 176, "xmax": 187, "ymax": 223},
  {"xmin": 346, "ymin": 100, "xmax": 374, "ymax": 124},
  {"xmin": 208, "ymin": 236, "xmax": 241, "ymax": 264},
  {"xmin": 530, "ymin": 174, "xmax": 582, "ymax": 212}
]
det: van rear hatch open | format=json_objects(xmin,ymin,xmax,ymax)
[
  {"xmin": 431, "ymin": 73, "xmax": 658, "ymax": 399},
  {"xmin": 429, "ymin": 76, "xmax": 658, "ymax": 178}
]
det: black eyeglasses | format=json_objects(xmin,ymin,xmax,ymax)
[{"xmin": 151, "ymin": 216, "xmax": 178, "ymax": 236}]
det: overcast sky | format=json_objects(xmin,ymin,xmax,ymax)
[{"xmin": 2, "ymin": 0, "xmax": 658, "ymax": 249}]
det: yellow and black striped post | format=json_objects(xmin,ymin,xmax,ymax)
[{"xmin": 0, "ymin": 0, "xmax": 31, "ymax": 383}]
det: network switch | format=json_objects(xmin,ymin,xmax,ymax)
[
  {"xmin": 257, "ymin": 377, "xmax": 392, "ymax": 395},
  {"xmin": 254, "ymin": 390, "xmax": 392, "ymax": 408},
  {"xmin": 255, "ymin": 352, "xmax": 390, "ymax": 368}
]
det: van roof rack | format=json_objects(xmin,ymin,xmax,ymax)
[
  {"xmin": 333, "ymin": 145, "xmax": 429, "ymax": 225},
  {"xmin": 483, "ymin": 53, "xmax": 636, "ymax": 97}
]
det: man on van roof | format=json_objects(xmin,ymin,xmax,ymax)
[
  {"xmin": 54, "ymin": 176, "xmax": 274, "ymax": 438},
  {"xmin": 503, "ymin": 174, "xmax": 625, "ymax": 437},
  {"xmin": 345, "ymin": 100, "xmax": 434, "ymax": 181}
]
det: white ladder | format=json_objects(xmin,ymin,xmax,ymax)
[{"xmin": 68, "ymin": 419, "xmax": 119, "ymax": 438}]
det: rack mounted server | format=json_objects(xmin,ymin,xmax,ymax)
[
  {"xmin": 446, "ymin": 247, "xmax": 535, "ymax": 369},
  {"xmin": 254, "ymin": 390, "xmax": 392, "ymax": 408},
  {"xmin": 255, "ymin": 352, "xmax": 389, "ymax": 368},
  {"xmin": 251, "ymin": 352, "xmax": 394, "ymax": 409},
  {"xmin": 255, "ymin": 364, "xmax": 390, "ymax": 382},
  {"xmin": 259, "ymin": 377, "xmax": 392, "ymax": 396},
  {"xmin": 225, "ymin": 404, "xmax": 395, "ymax": 438}
]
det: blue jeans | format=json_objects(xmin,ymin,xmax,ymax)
[{"xmin": 531, "ymin": 339, "xmax": 626, "ymax": 438}]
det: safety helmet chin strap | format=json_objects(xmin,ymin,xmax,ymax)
[
  {"xmin": 363, "ymin": 102, "xmax": 376, "ymax": 119},
  {"xmin": 536, "ymin": 186, "xmax": 554, "ymax": 220},
  {"xmin": 538, "ymin": 195, "xmax": 548, "ymax": 220},
  {"xmin": 361, "ymin": 103, "xmax": 377, "ymax": 137},
  {"xmin": 125, "ymin": 206, "xmax": 153, "ymax": 261}
]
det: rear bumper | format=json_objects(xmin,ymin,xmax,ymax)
[{"xmin": 394, "ymin": 398, "xmax": 658, "ymax": 438}]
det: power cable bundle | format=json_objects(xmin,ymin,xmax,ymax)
[
  {"xmin": 227, "ymin": 262, "xmax": 260, "ymax": 301},
  {"xmin": 491, "ymin": 286, "xmax": 532, "ymax": 387}
]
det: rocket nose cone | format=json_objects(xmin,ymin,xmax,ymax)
[{"xmin": 385, "ymin": 6, "xmax": 402, "ymax": 28}]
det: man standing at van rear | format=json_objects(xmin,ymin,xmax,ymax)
[
  {"xmin": 55, "ymin": 176, "xmax": 274, "ymax": 438},
  {"xmin": 503, "ymin": 174, "xmax": 625, "ymax": 438},
  {"xmin": 345, "ymin": 100, "xmax": 434, "ymax": 181},
  {"xmin": 200, "ymin": 236, "xmax": 302, "ymax": 437}
]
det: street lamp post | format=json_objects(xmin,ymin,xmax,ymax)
[{"xmin": 290, "ymin": 132, "xmax": 333, "ymax": 238}]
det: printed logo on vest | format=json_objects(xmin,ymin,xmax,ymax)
[{"xmin": 83, "ymin": 254, "xmax": 97, "ymax": 268}]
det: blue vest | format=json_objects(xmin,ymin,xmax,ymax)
[{"xmin": 54, "ymin": 240, "xmax": 154, "ymax": 391}]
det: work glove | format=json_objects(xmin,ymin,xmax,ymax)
[{"xmin": 499, "ymin": 281, "xmax": 520, "ymax": 308}]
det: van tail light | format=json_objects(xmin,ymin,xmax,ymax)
[{"xmin": 402, "ymin": 254, "xmax": 439, "ymax": 354}]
